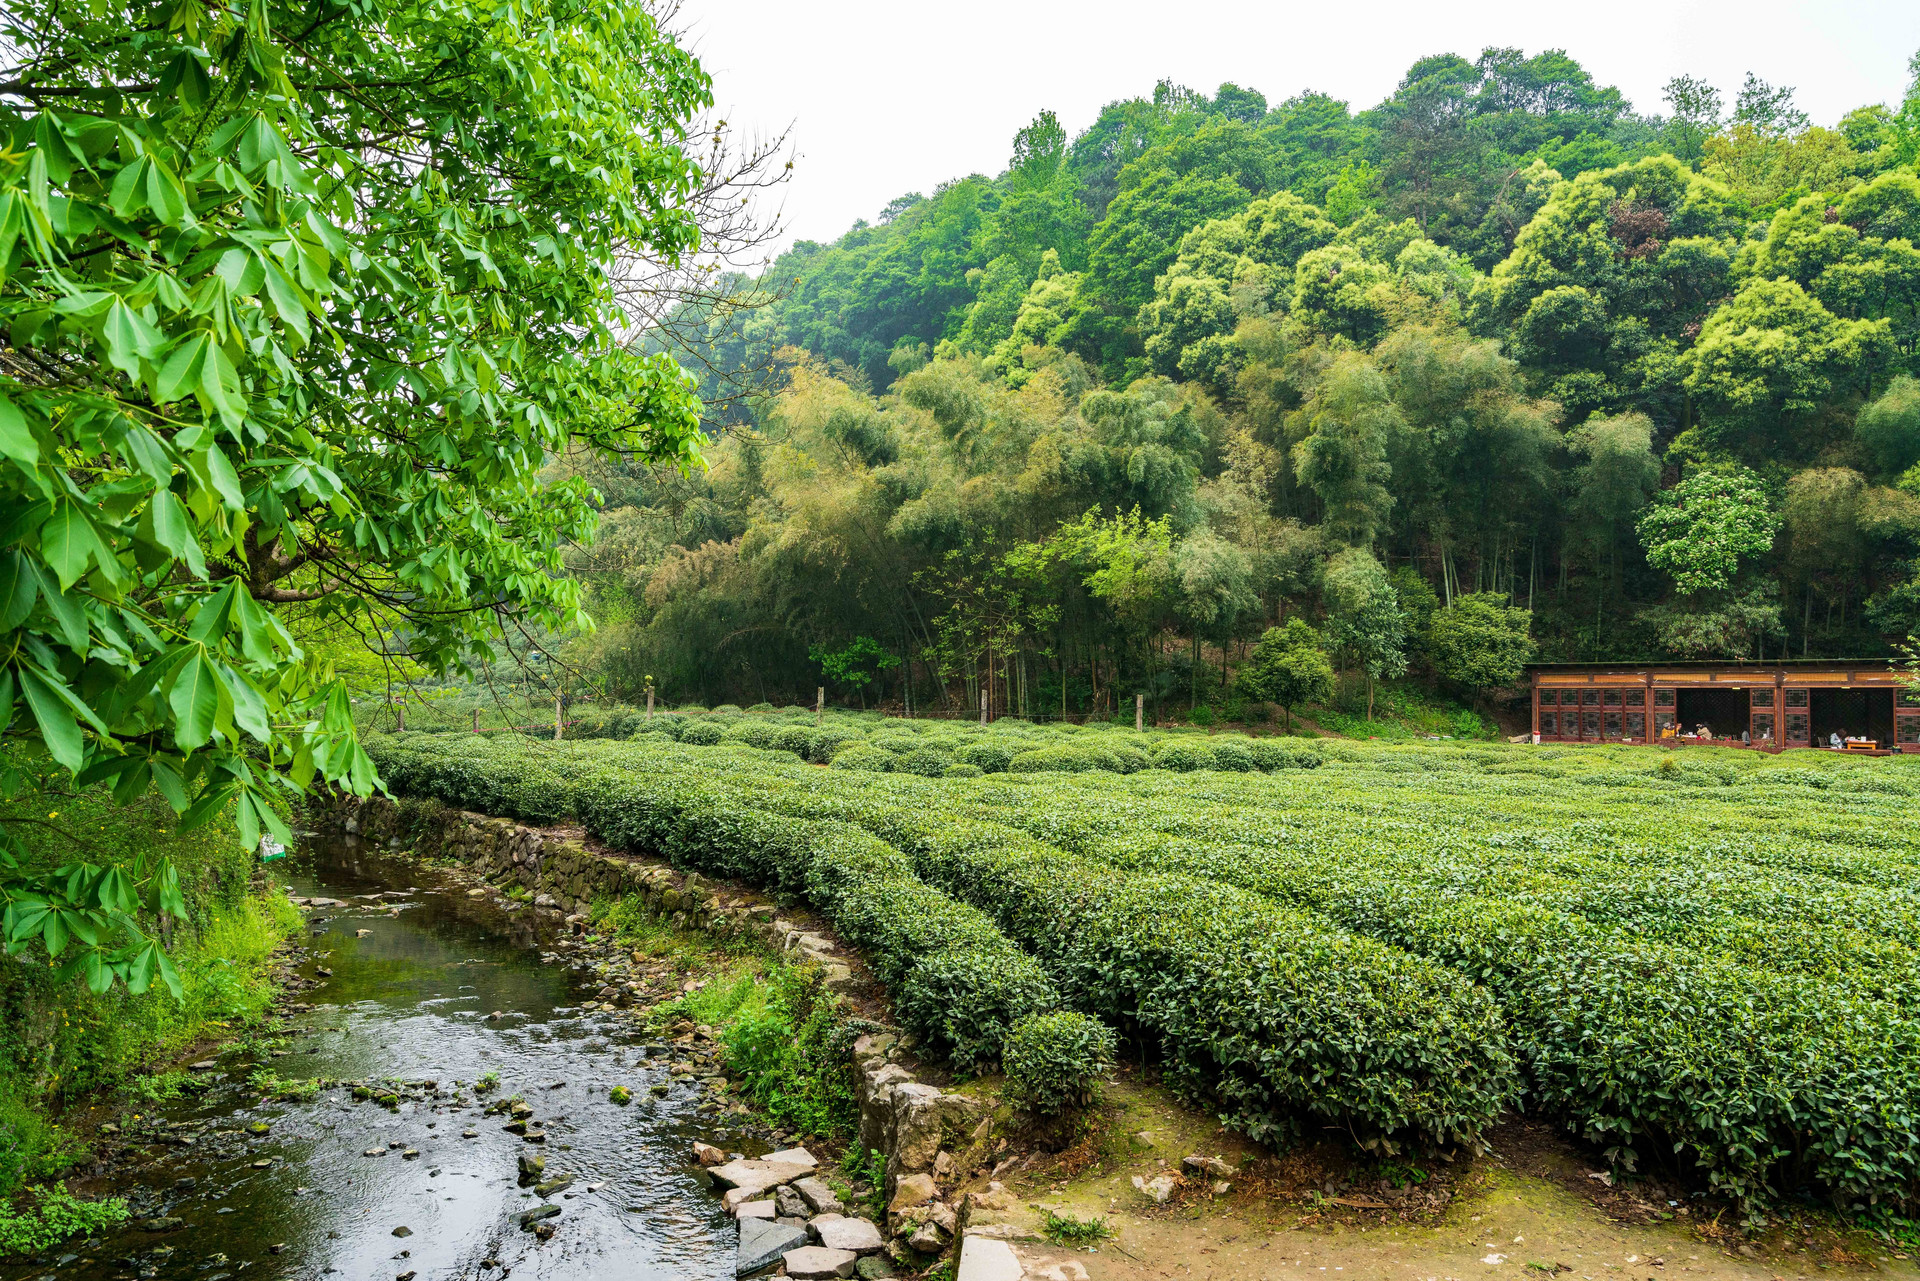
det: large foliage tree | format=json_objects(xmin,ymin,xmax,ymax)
[{"xmin": 0, "ymin": 0, "xmax": 710, "ymax": 990}]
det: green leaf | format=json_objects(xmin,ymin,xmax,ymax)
[
  {"xmin": 0, "ymin": 550, "xmax": 37, "ymax": 629},
  {"xmin": 32, "ymin": 561, "xmax": 89, "ymax": 650},
  {"xmin": 18, "ymin": 663, "xmax": 87, "ymax": 770},
  {"xmin": 138, "ymin": 489, "xmax": 206, "ymax": 577},
  {"xmin": 155, "ymin": 946, "xmax": 183, "ymax": 1001},
  {"xmin": 154, "ymin": 332, "xmax": 211, "ymax": 405},
  {"xmin": 100, "ymin": 299, "xmax": 167, "ymax": 380},
  {"xmin": 0, "ymin": 392, "xmax": 38, "ymax": 467},
  {"xmin": 166, "ymin": 651, "xmax": 223, "ymax": 749},
  {"xmin": 41, "ymin": 498, "xmax": 102, "ymax": 591}
]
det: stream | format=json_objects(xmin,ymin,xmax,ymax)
[{"xmin": 5, "ymin": 833, "xmax": 764, "ymax": 1281}]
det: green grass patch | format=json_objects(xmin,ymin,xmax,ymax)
[{"xmin": 0, "ymin": 1183, "xmax": 129, "ymax": 1257}]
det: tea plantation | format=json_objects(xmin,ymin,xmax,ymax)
[{"xmin": 365, "ymin": 722, "xmax": 1920, "ymax": 1215}]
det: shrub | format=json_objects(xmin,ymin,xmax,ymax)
[
  {"xmin": 956, "ymin": 741, "xmax": 1016, "ymax": 773},
  {"xmin": 1109, "ymin": 747, "xmax": 1152, "ymax": 774},
  {"xmin": 746, "ymin": 702, "xmax": 777, "ymax": 714},
  {"xmin": 808, "ymin": 726, "xmax": 869, "ymax": 763},
  {"xmin": 1207, "ymin": 738, "xmax": 1257, "ymax": 772},
  {"xmin": 644, "ymin": 712, "xmax": 687, "ymax": 740},
  {"xmin": 771, "ymin": 725, "xmax": 817, "ymax": 756},
  {"xmin": 679, "ymin": 720, "xmax": 726, "ymax": 747},
  {"xmin": 675, "ymin": 704, "xmax": 708, "ymax": 714},
  {"xmin": 1152, "ymin": 740, "xmax": 1216, "ymax": 772},
  {"xmin": 711, "ymin": 704, "xmax": 745, "ymax": 715},
  {"xmin": 944, "ymin": 762, "xmax": 984, "ymax": 778},
  {"xmin": 829, "ymin": 746, "xmax": 894, "ymax": 773},
  {"xmin": 1002, "ymin": 1012, "xmax": 1117, "ymax": 1115},
  {"xmin": 724, "ymin": 720, "xmax": 779, "ymax": 749},
  {"xmin": 1007, "ymin": 746, "xmax": 1107, "ymax": 774},
  {"xmin": 896, "ymin": 748, "xmax": 954, "ymax": 777}
]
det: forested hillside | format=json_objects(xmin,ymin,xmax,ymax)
[{"xmin": 575, "ymin": 50, "xmax": 1920, "ymax": 715}]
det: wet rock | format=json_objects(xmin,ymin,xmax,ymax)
[
  {"xmin": 523, "ymin": 1129, "xmax": 547, "ymax": 1143},
  {"xmin": 737, "ymin": 1217, "xmax": 807, "ymax": 1276},
  {"xmin": 691, "ymin": 1141, "xmax": 727, "ymax": 1167},
  {"xmin": 794, "ymin": 1176, "xmax": 844, "ymax": 1216},
  {"xmin": 188, "ymin": 1060, "xmax": 218, "ymax": 1071},
  {"xmin": 519, "ymin": 1204, "xmax": 561, "ymax": 1229},
  {"xmin": 784, "ymin": 1245, "xmax": 859, "ymax": 1279},
  {"xmin": 853, "ymin": 1258, "xmax": 896, "ymax": 1280},
  {"xmin": 708, "ymin": 1150, "xmax": 818, "ymax": 1208},
  {"xmin": 356, "ymin": 929, "xmax": 373, "ymax": 938},
  {"xmin": 534, "ymin": 1176, "xmax": 574, "ymax": 1197},
  {"xmin": 363, "ymin": 1148, "xmax": 386, "ymax": 1157},
  {"xmin": 137, "ymin": 1216, "xmax": 183, "ymax": 1232},
  {"xmin": 462, "ymin": 1130, "xmax": 477, "ymax": 1138},
  {"xmin": 392, "ymin": 1226, "xmax": 412, "ymax": 1237},
  {"xmin": 402, "ymin": 1149, "xmax": 420, "ymax": 1160},
  {"xmin": 735, "ymin": 1200, "xmax": 776, "ymax": 1220},
  {"xmin": 810, "ymin": 1214, "xmax": 884, "ymax": 1255},
  {"xmin": 246, "ymin": 1122, "xmax": 271, "ymax": 1135},
  {"xmin": 251, "ymin": 1158, "xmax": 274, "ymax": 1169},
  {"xmin": 518, "ymin": 1154, "xmax": 546, "ymax": 1184}
]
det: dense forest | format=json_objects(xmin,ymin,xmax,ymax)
[{"xmin": 569, "ymin": 49, "xmax": 1920, "ymax": 716}]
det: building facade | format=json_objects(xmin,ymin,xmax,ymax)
[{"xmin": 1528, "ymin": 662, "xmax": 1920, "ymax": 753}]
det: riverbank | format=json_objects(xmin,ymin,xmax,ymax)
[{"xmin": 0, "ymin": 762, "xmax": 307, "ymax": 1252}]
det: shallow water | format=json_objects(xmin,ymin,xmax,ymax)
[{"xmin": 6, "ymin": 835, "xmax": 759, "ymax": 1281}]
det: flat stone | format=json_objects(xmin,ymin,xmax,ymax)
[
  {"xmin": 1181, "ymin": 1154, "xmax": 1234, "ymax": 1178},
  {"xmin": 955, "ymin": 1235, "xmax": 1024, "ymax": 1281},
  {"xmin": 794, "ymin": 1176, "xmax": 844, "ymax": 1216},
  {"xmin": 692, "ymin": 1141, "xmax": 727, "ymax": 1166},
  {"xmin": 854, "ymin": 1258, "xmax": 897, "ymax": 1280},
  {"xmin": 887, "ymin": 1173, "xmax": 936, "ymax": 1212},
  {"xmin": 736, "ymin": 1217, "xmax": 807, "ymax": 1276},
  {"xmin": 188, "ymin": 1060, "xmax": 217, "ymax": 1071},
  {"xmin": 775, "ymin": 1185, "xmax": 809, "ymax": 1218},
  {"xmin": 708, "ymin": 1155, "xmax": 816, "ymax": 1200},
  {"xmin": 810, "ymin": 1214, "xmax": 884, "ymax": 1255},
  {"xmin": 783, "ymin": 1245, "xmax": 859, "ymax": 1279},
  {"xmin": 734, "ymin": 1200, "xmax": 777, "ymax": 1220},
  {"xmin": 519, "ymin": 1203, "xmax": 561, "ymax": 1229}
]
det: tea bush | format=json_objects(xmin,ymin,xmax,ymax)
[{"xmin": 1002, "ymin": 1011, "xmax": 1117, "ymax": 1115}]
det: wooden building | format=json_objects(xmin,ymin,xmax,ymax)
[{"xmin": 1528, "ymin": 661, "xmax": 1920, "ymax": 753}]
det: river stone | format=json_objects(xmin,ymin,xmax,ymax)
[
  {"xmin": 392, "ymin": 1226, "xmax": 412, "ymax": 1237},
  {"xmin": 137, "ymin": 1217, "xmax": 183, "ymax": 1232},
  {"xmin": 692, "ymin": 1141, "xmax": 727, "ymax": 1166},
  {"xmin": 736, "ymin": 1217, "xmax": 806, "ymax": 1276},
  {"xmin": 535, "ymin": 1176, "xmax": 574, "ymax": 1196},
  {"xmin": 854, "ymin": 1259, "xmax": 896, "ymax": 1280},
  {"xmin": 810, "ymin": 1214, "xmax": 884, "ymax": 1254},
  {"xmin": 784, "ymin": 1245, "xmax": 859, "ymax": 1279},
  {"xmin": 519, "ymin": 1204, "xmax": 561, "ymax": 1228},
  {"xmin": 774, "ymin": 1185, "xmax": 808, "ymax": 1218},
  {"xmin": 793, "ymin": 1176, "xmax": 844, "ymax": 1215},
  {"xmin": 735, "ymin": 1200, "xmax": 776, "ymax": 1220}
]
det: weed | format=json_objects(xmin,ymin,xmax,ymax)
[
  {"xmin": 0, "ymin": 1183, "xmax": 129, "ymax": 1256},
  {"xmin": 474, "ymin": 1071, "xmax": 500, "ymax": 1093},
  {"xmin": 1042, "ymin": 1210, "xmax": 1111, "ymax": 1245}
]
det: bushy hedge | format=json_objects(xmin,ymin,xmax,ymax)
[{"xmin": 1002, "ymin": 1011, "xmax": 1117, "ymax": 1115}]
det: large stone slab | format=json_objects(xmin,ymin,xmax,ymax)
[
  {"xmin": 809, "ymin": 1213, "xmax": 884, "ymax": 1254},
  {"xmin": 784, "ymin": 1245, "xmax": 859, "ymax": 1279},
  {"xmin": 737, "ymin": 1217, "xmax": 807, "ymax": 1276},
  {"xmin": 793, "ymin": 1175, "xmax": 845, "ymax": 1216},
  {"xmin": 709, "ymin": 1151, "xmax": 817, "ymax": 1202}
]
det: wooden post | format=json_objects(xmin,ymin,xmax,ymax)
[
  {"xmin": 395, "ymin": 702, "xmax": 404, "ymax": 732},
  {"xmin": 1530, "ymin": 672, "xmax": 1540, "ymax": 741},
  {"xmin": 472, "ymin": 707, "xmax": 480, "ymax": 733},
  {"xmin": 646, "ymin": 688, "xmax": 655, "ymax": 723},
  {"xmin": 1135, "ymin": 692, "xmax": 1144, "ymax": 733},
  {"xmin": 980, "ymin": 687, "xmax": 988, "ymax": 727},
  {"xmin": 816, "ymin": 687, "xmax": 825, "ymax": 727},
  {"xmin": 554, "ymin": 694, "xmax": 563, "ymax": 741}
]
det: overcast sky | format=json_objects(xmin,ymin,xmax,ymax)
[{"xmin": 671, "ymin": 0, "xmax": 1920, "ymax": 258}]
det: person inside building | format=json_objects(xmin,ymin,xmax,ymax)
[{"xmin": 1830, "ymin": 730, "xmax": 1844, "ymax": 749}]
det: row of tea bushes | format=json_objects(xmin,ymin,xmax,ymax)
[{"xmin": 363, "ymin": 732, "xmax": 1519, "ymax": 1151}]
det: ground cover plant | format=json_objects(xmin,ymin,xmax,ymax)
[{"xmin": 366, "ymin": 729, "xmax": 1920, "ymax": 1220}]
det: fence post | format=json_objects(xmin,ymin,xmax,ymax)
[
  {"xmin": 1136, "ymin": 692, "xmax": 1144, "ymax": 733},
  {"xmin": 980, "ymin": 688, "xmax": 988, "ymax": 727},
  {"xmin": 554, "ymin": 694, "xmax": 563, "ymax": 741},
  {"xmin": 646, "ymin": 688, "xmax": 655, "ymax": 723},
  {"xmin": 816, "ymin": 687, "xmax": 825, "ymax": 727},
  {"xmin": 472, "ymin": 707, "xmax": 479, "ymax": 733},
  {"xmin": 395, "ymin": 702, "xmax": 404, "ymax": 732}
]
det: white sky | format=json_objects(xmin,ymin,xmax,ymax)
[{"xmin": 673, "ymin": 0, "xmax": 1920, "ymax": 257}]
